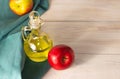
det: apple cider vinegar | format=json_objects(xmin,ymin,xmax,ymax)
[{"xmin": 22, "ymin": 11, "xmax": 53, "ymax": 62}]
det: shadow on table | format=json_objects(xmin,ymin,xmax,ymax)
[{"xmin": 74, "ymin": 53, "xmax": 96, "ymax": 66}]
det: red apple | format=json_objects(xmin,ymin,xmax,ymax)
[
  {"xmin": 9, "ymin": 0, "xmax": 33, "ymax": 16},
  {"xmin": 48, "ymin": 44, "xmax": 74, "ymax": 70}
]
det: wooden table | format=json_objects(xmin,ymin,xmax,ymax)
[{"xmin": 42, "ymin": 0, "xmax": 120, "ymax": 79}]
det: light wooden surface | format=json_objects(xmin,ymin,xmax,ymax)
[
  {"xmin": 41, "ymin": 0, "xmax": 120, "ymax": 79},
  {"xmin": 42, "ymin": 0, "xmax": 120, "ymax": 21}
]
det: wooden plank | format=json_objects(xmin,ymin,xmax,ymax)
[
  {"xmin": 42, "ymin": 22, "xmax": 120, "ymax": 54},
  {"xmin": 42, "ymin": 0, "xmax": 120, "ymax": 21},
  {"xmin": 42, "ymin": 54, "xmax": 120, "ymax": 79}
]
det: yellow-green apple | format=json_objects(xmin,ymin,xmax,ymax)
[
  {"xmin": 48, "ymin": 44, "xmax": 75, "ymax": 70},
  {"xmin": 9, "ymin": 0, "xmax": 33, "ymax": 16}
]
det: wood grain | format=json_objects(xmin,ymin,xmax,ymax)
[
  {"xmin": 43, "ymin": 22, "xmax": 120, "ymax": 54},
  {"xmin": 42, "ymin": 54, "xmax": 120, "ymax": 79},
  {"xmin": 40, "ymin": 0, "xmax": 120, "ymax": 79},
  {"xmin": 42, "ymin": 0, "xmax": 120, "ymax": 21}
]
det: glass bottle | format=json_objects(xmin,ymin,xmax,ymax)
[{"xmin": 22, "ymin": 11, "xmax": 53, "ymax": 62}]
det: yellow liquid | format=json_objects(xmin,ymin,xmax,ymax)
[{"xmin": 24, "ymin": 32, "xmax": 53, "ymax": 62}]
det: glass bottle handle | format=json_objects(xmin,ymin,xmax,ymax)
[{"xmin": 21, "ymin": 26, "xmax": 31, "ymax": 41}]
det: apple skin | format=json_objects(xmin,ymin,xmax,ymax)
[
  {"xmin": 9, "ymin": 0, "xmax": 33, "ymax": 16},
  {"xmin": 48, "ymin": 44, "xmax": 74, "ymax": 70}
]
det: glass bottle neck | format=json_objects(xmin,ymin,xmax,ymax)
[{"xmin": 31, "ymin": 27, "xmax": 41, "ymax": 35}]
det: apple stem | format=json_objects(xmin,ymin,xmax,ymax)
[{"xmin": 61, "ymin": 56, "xmax": 68, "ymax": 63}]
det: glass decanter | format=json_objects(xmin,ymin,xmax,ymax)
[{"xmin": 22, "ymin": 11, "xmax": 53, "ymax": 62}]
